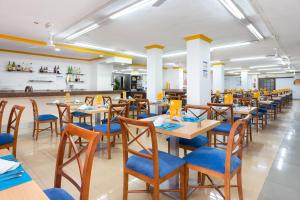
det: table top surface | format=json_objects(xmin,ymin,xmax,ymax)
[
  {"xmin": 0, "ymin": 150, "xmax": 48, "ymax": 200},
  {"xmin": 233, "ymin": 106, "xmax": 257, "ymax": 115},
  {"xmin": 259, "ymin": 100, "xmax": 274, "ymax": 105},
  {"xmin": 141, "ymin": 114, "xmax": 220, "ymax": 139}
]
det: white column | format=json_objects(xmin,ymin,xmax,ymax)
[
  {"xmin": 212, "ymin": 62, "xmax": 225, "ymax": 92},
  {"xmin": 185, "ymin": 34, "xmax": 212, "ymax": 105},
  {"xmin": 163, "ymin": 67, "xmax": 184, "ymax": 89},
  {"xmin": 96, "ymin": 63, "xmax": 113, "ymax": 91},
  {"xmin": 241, "ymin": 71, "xmax": 249, "ymax": 90},
  {"xmin": 145, "ymin": 44, "xmax": 164, "ymax": 101}
]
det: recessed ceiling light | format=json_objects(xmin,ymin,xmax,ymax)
[
  {"xmin": 230, "ymin": 56, "xmax": 267, "ymax": 62},
  {"xmin": 66, "ymin": 24, "xmax": 100, "ymax": 41}
]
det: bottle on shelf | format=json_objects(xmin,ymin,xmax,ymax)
[
  {"xmin": 6, "ymin": 61, "xmax": 11, "ymax": 71},
  {"xmin": 12, "ymin": 62, "xmax": 16, "ymax": 71},
  {"xmin": 54, "ymin": 66, "xmax": 56, "ymax": 73},
  {"xmin": 39, "ymin": 66, "xmax": 43, "ymax": 73},
  {"xmin": 57, "ymin": 66, "xmax": 60, "ymax": 74}
]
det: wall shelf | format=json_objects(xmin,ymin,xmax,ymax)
[
  {"xmin": 6, "ymin": 70, "xmax": 34, "ymax": 73},
  {"xmin": 29, "ymin": 80, "xmax": 53, "ymax": 83},
  {"xmin": 39, "ymin": 72, "xmax": 61, "ymax": 75},
  {"xmin": 67, "ymin": 81, "xmax": 85, "ymax": 83},
  {"xmin": 66, "ymin": 73, "xmax": 85, "ymax": 76}
]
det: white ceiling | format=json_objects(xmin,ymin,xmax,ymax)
[{"xmin": 0, "ymin": 0, "xmax": 299, "ymax": 72}]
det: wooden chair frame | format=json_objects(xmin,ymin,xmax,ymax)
[
  {"xmin": 31, "ymin": 99, "xmax": 58, "ymax": 140},
  {"xmin": 0, "ymin": 105, "xmax": 25, "ymax": 157},
  {"xmin": 94, "ymin": 103, "xmax": 129, "ymax": 159},
  {"xmin": 118, "ymin": 116, "xmax": 185, "ymax": 200},
  {"xmin": 207, "ymin": 103, "xmax": 234, "ymax": 147},
  {"xmin": 73, "ymin": 96, "xmax": 94, "ymax": 126},
  {"xmin": 102, "ymin": 96, "xmax": 112, "ymax": 119},
  {"xmin": 136, "ymin": 99, "xmax": 151, "ymax": 119},
  {"xmin": 133, "ymin": 93, "xmax": 143, "ymax": 99},
  {"xmin": 0, "ymin": 100, "xmax": 8, "ymax": 133},
  {"xmin": 53, "ymin": 124, "xmax": 100, "ymax": 200},
  {"xmin": 185, "ymin": 114, "xmax": 251, "ymax": 200}
]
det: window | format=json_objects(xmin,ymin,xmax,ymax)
[{"xmin": 259, "ymin": 78, "xmax": 275, "ymax": 91}]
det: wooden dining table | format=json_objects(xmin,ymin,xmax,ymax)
[
  {"xmin": 0, "ymin": 149, "xmax": 48, "ymax": 200},
  {"xmin": 142, "ymin": 114, "xmax": 220, "ymax": 199}
]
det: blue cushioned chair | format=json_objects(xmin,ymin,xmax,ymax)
[
  {"xmin": 56, "ymin": 104, "xmax": 94, "ymax": 157},
  {"xmin": 71, "ymin": 96, "xmax": 94, "ymax": 126},
  {"xmin": 207, "ymin": 103, "xmax": 234, "ymax": 147},
  {"xmin": 118, "ymin": 116, "xmax": 186, "ymax": 199},
  {"xmin": 167, "ymin": 105, "xmax": 212, "ymax": 155},
  {"xmin": 183, "ymin": 115, "xmax": 251, "ymax": 200},
  {"xmin": 30, "ymin": 99, "xmax": 58, "ymax": 140},
  {"xmin": 0, "ymin": 105, "xmax": 25, "ymax": 157},
  {"xmin": 94, "ymin": 103, "xmax": 129, "ymax": 159},
  {"xmin": 136, "ymin": 99, "xmax": 158, "ymax": 119},
  {"xmin": 44, "ymin": 124, "xmax": 100, "ymax": 200}
]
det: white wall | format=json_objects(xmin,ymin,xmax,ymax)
[
  {"xmin": 225, "ymin": 76, "xmax": 241, "ymax": 89},
  {"xmin": 95, "ymin": 62, "xmax": 113, "ymax": 91},
  {"xmin": 276, "ymin": 77, "xmax": 300, "ymax": 99},
  {"xmin": 0, "ymin": 52, "xmax": 96, "ymax": 91},
  {"xmin": 163, "ymin": 68, "xmax": 183, "ymax": 89}
]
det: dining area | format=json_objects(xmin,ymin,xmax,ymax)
[{"xmin": 0, "ymin": 87, "xmax": 295, "ymax": 200}]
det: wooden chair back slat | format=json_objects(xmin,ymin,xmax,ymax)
[
  {"xmin": 118, "ymin": 116, "xmax": 160, "ymax": 179},
  {"xmin": 0, "ymin": 100, "xmax": 8, "ymax": 132},
  {"xmin": 184, "ymin": 105, "xmax": 211, "ymax": 119},
  {"xmin": 136, "ymin": 99, "xmax": 150, "ymax": 117},
  {"xmin": 56, "ymin": 104, "xmax": 72, "ymax": 131},
  {"xmin": 85, "ymin": 96, "xmax": 94, "ymax": 106},
  {"xmin": 225, "ymin": 114, "xmax": 251, "ymax": 175},
  {"xmin": 102, "ymin": 96, "xmax": 112, "ymax": 106},
  {"xmin": 54, "ymin": 124, "xmax": 100, "ymax": 200},
  {"xmin": 207, "ymin": 103, "xmax": 233, "ymax": 125},
  {"xmin": 7, "ymin": 105, "xmax": 25, "ymax": 139},
  {"xmin": 133, "ymin": 93, "xmax": 143, "ymax": 99},
  {"xmin": 30, "ymin": 99, "xmax": 39, "ymax": 120}
]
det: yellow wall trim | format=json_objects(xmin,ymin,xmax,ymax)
[
  {"xmin": 0, "ymin": 34, "xmax": 48, "ymax": 46},
  {"xmin": 0, "ymin": 33, "xmax": 133, "ymax": 59},
  {"xmin": 212, "ymin": 61, "xmax": 225, "ymax": 67},
  {"xmin": 0, "ymin": 48, "xmax": 99, "ymax": 62},
  {"xmin": 184, "ymin": 34, "xmax": 213, "ymax": 43},
  {"xmin": 129, "ymin": 63, "xmax": 147, "ymax": 67},
  {"xmin": 144, "ymin": 44, "xmax": 165, "ymax": 49}
]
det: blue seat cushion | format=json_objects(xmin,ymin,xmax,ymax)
[
  {"xmin": 73, "ymin": 122, "xmax": 93, "ymax": 130},
  {"xmin": 44, "ymin": 188, "xmax": 74, "ymax": 200},
  {"xmin": 184, "ymin": 146, "xmax": 241, "ymax": 174},
  {"xmin": 137, "ymin": 113, "xmax": 157, "ymax": 119},
  {"xmin": 71, "ymin": 111, "xmax": 88, "ymax": 117},
  {"xmin": 38, "ymin": 114, "xmax": 58, "ymax": 121},
  {"xmin": 212, "ymin": 123, "xmax": 232, "ymax": 133},
  {"xmin": 126, "ymin": 150, "xmax": 185, "ymax": 178},
  {"xmin": 101, "ymin": 117, "xmax": 119, "ymax": 124},
  {"xmin": 234, "ymin": 116, "xmax": 242, "ymax": 121},
  {"xmin": 130, "ymin": 104, "xmax": 137, "ymax": 111},
  {"xmin": 251, "ymin": 111, "xmax": 264, "ymax": 117},
  {"xmin": 94, "ymin": 123, "xmax": 121, "ymax": 133},
  {"xmin": 167, "ymin": 135, "xmax": 209, "ymax": 149},
  {"xmin": 0, "ymin": 133, "xmax": 14, "ymax": 145}
]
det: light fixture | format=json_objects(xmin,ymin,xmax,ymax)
[
  {"xmin": 230, "ymin": 56, "xmax": 267, "ymax": 62},
  {"xmin": 224, "ymin": 67, "xmax": 242, "ymax": 71},
  {"xmin": 66, "ymin": 24, "xmax": 100, "ymax": 41},
  {"xmin": 163, "ymin": 51, "xmax": 187, "ymax": 58},
  {"xmin": 246, "ymin": 24, "xmax": 264, "ymax": 40},
  {"xmin": 266, "ymin": 71, "xmax": 286, "ymax": 74},
  {"xmin": 257, "ymin": 68, "xmax": 282, "ymax": 71},
  {"xmin": 211, "ymin": 42, "xmax": 251, "ymax": 51},
  {"xmin": 54, "ymin": 48, "xmax": 61, "ymax": 52},
  {"xmin": 73, "ymin": 42, "xmax": 115, "ymax": 52},
  {"xmin": 110, "ymin": 0, "xmax": 156, "ymax": 20},
  {"xmin": 249, "ymin": 64, "xmax": 279, "ymax": 69},
  {"xmin": 124, "ymin": 51, "xmax": 147, "ymax": 58},
  {"xmin": 218, "ymin": 0, "xmax": 245, "ymax": 20},
  {"xmin": 227, "ymin": 70, "xmax": 241, "ymax": 74},
  {"xmin": 248, "ymin": 72, "xmax": 261, "ymax": 75}
]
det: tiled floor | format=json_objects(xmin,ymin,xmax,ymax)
[
  {"xmin": 12, "ymin": 100, "xmax": 298, "ymax": 200},
  {"xmin": 259, "ymin": 101, "xmax": 300, "ymax": 200}
]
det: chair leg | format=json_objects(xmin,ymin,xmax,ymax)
[
  {"xmin": 146, "ymin": 183, "xmax": 150, "ymax": 191},
  {"xmin": 32, "ymin": 121, "xmax": 36, "ymax": 137},
  {"xmin": 256, "ymin": 116, "xmax": 259, "ymax": 132},
  {"xmin": 224, "ymin": 177, "xmax": 231, "ymax": 200},
  {"xmin": 68, "ymin": 141, "xmax": 72, "ymax": 158},
  {"xmin": 107, "ymin": 136, "xmax": 111, "ymax": 159},
  {"xmin": 50, "ymin": 122, "xmax": 53, "ymax": 135},
  {"xmin": 12, "ymin": 143, "xmax": 17, "ymax": 157},
  {"xmin": 237, "ymin": 169, "xmax": 243, "ymax": 200},
  {"xmin": 179, "ymin": 167, "xmax": 185, "ymax": 200},
  {"xmin": 90, "ymin": 115, "xmax": 93, "ymax": 126},
  {"xmin": 35, "ymin": 122, "xmax": 40, "ymax": 140},
  {"xmin": 184, "ymin": 167, "xmax": 189, "ymax": 198},
  {"xmin": 123, "ymin": 172, "xmax": 129, "ymax": 200},
  {"xmin": 184, "ymin": 149, "xmax": 187, "ymax": 156},
  {"xmin": 54, "ymin": 121, "xmax": 58, "ymax": 137},
  {"xmin": 153, "ymin": 182, "xmax": 160, "ymax": 200}
]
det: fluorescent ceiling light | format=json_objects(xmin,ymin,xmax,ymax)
[
  {"xmin": 266, "ymin": 71, "xmax": 286, "ymax": 74},
  {"xmin": 124, "ymin": 51, "xmax": 147, "ymax": 58},
  {"xmin": 246, "ymin": 24, "xmax": 264, "ymax": 40},
  {"xmin": 258, "ymin": 68, "xmax": 282, "ymax": 71},
  {"xmin": 211, "ymin": 42, "xmax": 251, "ymax": 51},
  {"xmin": 163, "ymin": 51, "xmax": 187, "ymax": 58},
  {"xmin": 249, "ymin": 64, "xmax": 279, "ymax": 69},
  {"xmin": 54, "ymin": 48, "xmax": 61, "ymax": 52},
  {"xmin": 230, "ymin": 56, "xmax": 267, "ymax": 62},
  {"xmin": 227, "ymin": 70, "xmax": 241, "ymax": 73},
  {"xmin": 224, "ymin": 67, "xmax": 242, "ymax": 71},
  {"xmin": 248, "ymin": 72, "xmax": 261, "ymax": 75},
  {"xmin": 73, "ymin": 42, "xmax": 115, "ymax": 52},
  {"xmin": 110, "ymin": 0, "xmax": 156, "ymax": 19},
  {"xmin": 66, "ymin": 24, "xmax": 100, "ymax": 41},
  {"xmin": 218, "ymin": 0, "xmax": 245, "ymax": 20}
]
